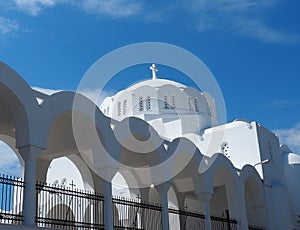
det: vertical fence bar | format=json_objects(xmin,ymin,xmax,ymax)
[
  {"xmin": 226, "ymin": 209, "xmax": 231, "ymax": 230},
  {"xmin": 168, "ymin": 208, "xmax": 205, "ymax": 230},
  {"xmin": 0, "ymin": 174, "xmax": 24, "ymax": 225},
  {"xmin": 112, "ymin": 196, "xmax": 162, "ymax": 230},
  {"xmin": 34, "ymin": 181, "xmax": 104, "ymax": 229}
]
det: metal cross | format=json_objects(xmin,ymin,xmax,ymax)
[
  {"xmin": 69, "ymin": 180, "xmax": 76, "ymax": 190},
  {"xmin": 150, "ymin": 64, "xmax": 158, "ymax": 79}
]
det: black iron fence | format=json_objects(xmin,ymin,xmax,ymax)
[
  {"xmin": 36, "ymin": 181, "xmax": 104, "ymax": 229},
  {"xmin": 113, "ymin": 196, "xmax": 162, "ymax": 229},
  {"xmin": 169, "ymin": 208, "xmax": 205, "ymax": 230},
  {"xmin": 0, "ymin": 174, "xmax": 24, "ymax": 225},
  {"xmin": 211, "ymin": 210, "xmax": 238, "ymax": 230},
  {"xmin": 0, "ymin": 174, "xmax": 266, "ymax": 230}
]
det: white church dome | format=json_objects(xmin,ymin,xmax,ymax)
[
  {"xmin": 100, "ymin": 64, "xmax": 218, "ymax": 140},
  {"xmin": 126, "ymin": 78, "xmax": 186, "ymax": 91}
]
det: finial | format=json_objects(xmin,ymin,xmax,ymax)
[{"xmin": 150, "ymin": 64, "xmax": 158, "ymax": 80}]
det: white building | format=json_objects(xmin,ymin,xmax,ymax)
[{"xmin": 0, "ymin": 61, "xmax": 299, "ymax": 230}]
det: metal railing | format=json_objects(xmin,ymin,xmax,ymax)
[
  {"xmin": 211, "ymin": 210, "xmax": 237, "ymax": 230},
  {"xmin": 0, "ymin": 174, "xmax": 24, "ymax": 225},
  {"xmin": 113, "ymin": 196, "xmax": 162, "ymax": 229},
  {"xmin": 0, "ymin": 174, "xmax": 266, "ymax": 230},
  {"xmin": 169, "ymin": 208, "xmax": 205, "ymax": 230},
  {"xmin": 36, "ymin": 181, "xmax": 104, "ymax": 229}
]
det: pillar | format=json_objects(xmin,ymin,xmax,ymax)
[
  {"xmin": 237, "ymin": 187, "xmax": 249, "ymax": 230},
  {"xmin": 155, "ymin": 182, "xmax": 172, "ymax": 230},
  {"xmin": 19, "ymin": 145, "xmax": 43, "ymax": 227},
  {"xmin": 176, "ymin": 193, "xmax": 187, "ymax": 229},
  {"xmin": 197, "ymin": 193, "xmax": 212, "ymax": 230},
  {"xmin": 103, "ymin": 179, "xmax": 113, "ymax": 230}
]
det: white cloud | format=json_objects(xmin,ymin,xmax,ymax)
[
  {"xmin": 3, "ymin": 0, "xmax": 298, "ymax": 45},
  {"xmin": 0, "ymin": 16, "xmax": 19, "ymax": 36},
  {"xmin": 11, "ymin": 0, "xmax": 142, "ymax": 17},
  {"xmin": 274, "ymin": 123, "xmax": 300, "ymax": 154},
  {"xmin": 182, "ymin": 0, "xmax": 299, "ymax": 44},
  {"xmin": 12, "ymin": 0, "xmax": 65, "ymax": 16},
  {"xmin": 0, "ymin": 141, "xmax": 22, "ymax": 177},
  {"xmin": 236, "ymin": 19, "xmax": 300, "ymax": 44},
  {"xmin": 260, "ymin": 99, "xmax": 300, "ymax": 110},
  {"xmin": 80, "ymin": 0, "xmax": 142, "ymax": 17}
]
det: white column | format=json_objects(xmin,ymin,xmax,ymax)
[
  {"xmin": 160, "ymin": 191, "xmax": 169, "ymax": 230},
  {"xmin": 19, "ymin": 145, "xmax": 43, "ymax": 227},
  {"xmin": 155, "ymin": 182, "xmax": 172, "ymax": 230},
  {"xmin": 197, "ymin": 193, "xmax": 212, "ymax": 230},
  {"xmin": 103, "ymin": 179, "xmax": 113, "ymax": 230},
  {"xmin": 237, "ymin": 188, "xmax": 249, "ymax": 230},
  {"xmin": 176, "ymin": 193, "xmax": 187, "ymax": 229}
]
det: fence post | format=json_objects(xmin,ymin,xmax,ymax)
[{"xmin": 226, "ymin": 209, "xmax": 231, "ymax": 230}]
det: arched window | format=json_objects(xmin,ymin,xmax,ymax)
[
  {"xmin": 107, "ymin": 107, "xmax": 109, "ymax": 115},
  {"xmin": 188, "ymin": 96, "xmax": 192, "ymax": 111},
  {"xmin": 164, "ymin": 95, "xmax": 168, "ymax": 109},
  {"xmin": 171, "ymin": 95, "xmax": 175, "ymax": 109},
  {"xmin": 123, "ymin": 100, "xmax": 128, "ymax": 114},
  {"xmin": 205, "ymin": 100, "xmax": 211, "ymax": 116},
  {"xmin": 146, "ymin": 96, "xmax": 151, "ymax": 110},
  {"xmin": 117, "ymin": 102, "xmax": 121, "ymax": 116},
  {"xmin": 194, "ymin": 97, "xmax": 199, "ymax": 112},
  {"xmin": 139, "ymin": 96, "xmax": 143, "ymax": 111}
]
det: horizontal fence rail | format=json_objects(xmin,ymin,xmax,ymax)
[
  {"xmin": 249, "ymin": 225, "xmax": 265, "ymax": 230},
  {"xmin": 169, "ymin": 208, "xmax": 205, "ymax": 230},
  {"xmin": 113, "ymin": 196, "xmax": 162, "ymax": 230},
  {"xmin": 0, "ymin": 174, "xmax": 24, "ymax": 225},
  {"xmin": 36, "ymin": 182, "xmax": 104, "ymax": 229}
]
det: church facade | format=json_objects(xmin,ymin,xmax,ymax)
[{"xmin": 0, "ymin": 61, "xmax": 299, "ymax": 230}]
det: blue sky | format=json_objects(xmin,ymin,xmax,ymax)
[{"xmin": 0, "ymin": 0, "xmax": 300, "ymax": 176}]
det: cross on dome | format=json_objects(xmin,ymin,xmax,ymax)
[{"xmin": 150, "ymin": 64, "xmax": 158, "ymax": 79}]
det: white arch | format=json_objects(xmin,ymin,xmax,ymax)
[
  {"xmin": 240, "ymin": 165, "xmax": 267, "ymax": 228},
  {"xmin": 0, "ymin": 62, "xmax": 40, "ymax": 149},
  {"xmin": 46, "ymin": 154, "xmax": 95, "ymax": 192}
]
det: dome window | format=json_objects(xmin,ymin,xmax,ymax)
[
  {"xmin": 188, "ymin": 96, "xmax": 192, "ymax": 111},
  {"xmin": 194, "ymin": 98, "xmax": 199, "ymax": 112},
  {"xmin": 205, "ymin": 99, "xmax": 211, "ymax": 116},
  {"xmin": 139, "ymin": 96, "xmax": 144, "ymax": 111},
  {"xmin": 146, "ymin": 96, "xmax": 151, "ymax": 110},
  {"xmin": 123, "ymin": 100, "xmax": 128, "ymax": 114},
  {"xmin": 164, "ymin": 95, "xmax": 168, "ymax": 109},
  {"xmin": 171, "ymin": 95, "xmax": 175, "ymax": 109},
  {"xmin": 117, "ymin": 102, "xmax": 121, "ymax": 116}
]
